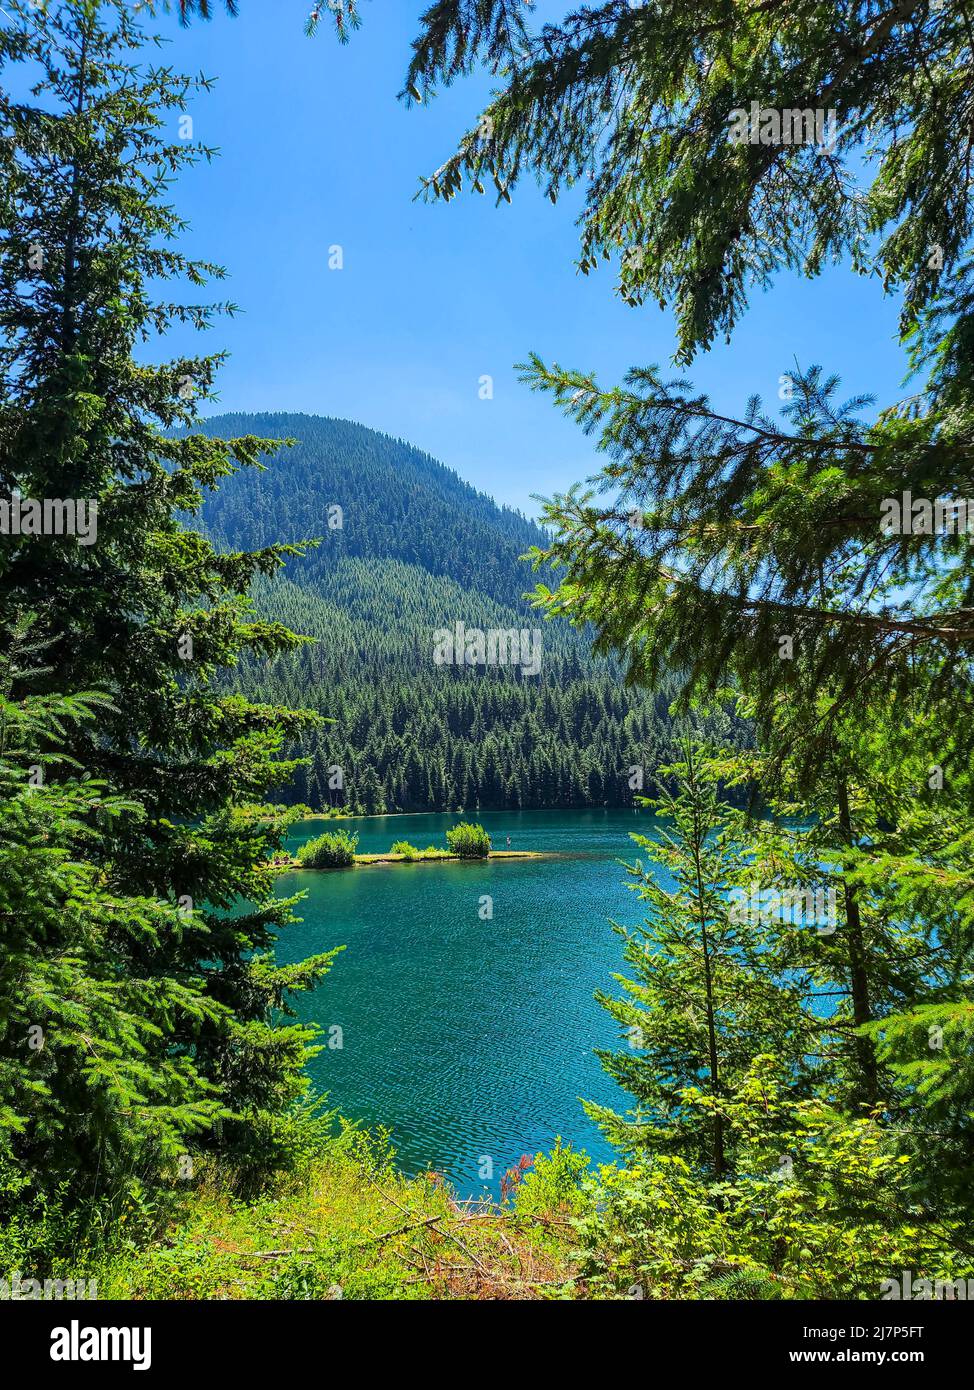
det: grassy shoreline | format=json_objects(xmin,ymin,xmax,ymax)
[
  {"xmin": 281, "ymin": 821, "xmax": 549, "ymax": 871},
  {"xmin": 278, "ymin": 849, "xmax": 550, "ymax": 871}
]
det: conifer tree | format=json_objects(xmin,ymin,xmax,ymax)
[
  {"xmin": 399, "ymin": 2, "xmax": 972, "ymax": 364},
  {"xmin": 716, "ymin": 730, "xmax": 974, "ymax": 1213},
  {"xmin": 523, "ymin": 356, "xmax": 974, "ymax": 788},
  {"xmin": 588, "ymin": 743, "xmax": 810, "ymax": 1177},
  {"xmin": 0, "ymin": 624, "xmax": 230, "ymax": 1200},
  {"xmin": 0, "ymin": 0, "xmax": 338, "ymax": 1196}
]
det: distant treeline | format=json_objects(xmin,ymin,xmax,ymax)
[{"xmin": 223, "ymin": 571, "xmax": 748, "ymax": 815}]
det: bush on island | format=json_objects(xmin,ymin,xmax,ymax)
[
  {"xmin": 445, "ymin": 822, "xmax": 491, "ymax": 859},
  {"xmin": 296, "ymin": 829, "xmax": 359, "ymax": 868}
]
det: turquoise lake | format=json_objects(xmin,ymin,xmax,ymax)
[{"xmin": 275, "ymin": 808, "xmax": 665, "ymax": 1199}]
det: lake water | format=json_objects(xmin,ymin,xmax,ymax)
[{"xmin": 276, "ymin": 808, "xmax": 664, "ymax": 1198}]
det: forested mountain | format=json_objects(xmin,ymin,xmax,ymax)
[
  {"xmin": 198, "ymin": 413, "xmax": 549, "ymax": 610},
  {"xmin": 196, "ymin": 413, "xmax": 738, "ymax": 813}
]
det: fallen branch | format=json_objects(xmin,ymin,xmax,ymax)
[{"xmin": 237, "ymin": 1248, "xmax": 314, "ymax": 1261}]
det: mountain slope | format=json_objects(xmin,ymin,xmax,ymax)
[
  {"xmin": 194, "ymin": 413, "xmax": 736, "ymax": 813},
  {"xmin": 196, "ymin": 412, "xmax": 550, "ymax": 612}
]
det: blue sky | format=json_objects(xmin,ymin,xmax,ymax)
[{"xmin": 151, "ymin": 1, "xmax": 908, "ymax": 517}]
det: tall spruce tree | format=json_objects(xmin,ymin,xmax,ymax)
[
  {"xmin": 0, "ymin": 0, "xmax": 338, "ymax": 1201},
  {"xmin": 713, "ymin": 728, "xmax": 974, "ymax": 1212},
  {"xmin": 579, "ymin": 742, "xmax": 971, "ymax": 1299},
  {"xmin": 588, "ymin": 743, "xmax": 811, "ymax": 1177}
]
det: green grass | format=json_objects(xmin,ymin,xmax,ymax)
[{"xmin": 29, "ymin": 1128, "xmax": 583, "ymax": 1302}]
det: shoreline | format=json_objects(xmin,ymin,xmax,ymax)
[{"xmin": 285, "ymin": 806, "xmax": 630, "ymax": 823}]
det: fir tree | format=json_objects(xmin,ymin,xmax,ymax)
[
  {"xmin": 399, "ymin": 2, "xmax": 972, "ymax": 364},
  {"xmin": 588, "ymin": 743, "xmax": 809, "ymax": 1177},
  {"xmin": 0, "ymin": 0, "xmax": 338, "ymax": 1197},
  {"xmin": 0, "ymin": 622, "xmax": 228, "ymax": 1200}
]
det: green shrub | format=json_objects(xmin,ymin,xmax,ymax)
[
  {"xmin": 513, "ymin": 1140, "xmax": 590, "ymax": 1219},
  {"xmin": 390, "ymin": 840, "xmax": 418, "ymax": 860},
  {"xmin": 296, "ymin": 829, "xmax": 358, "ymax": 868},
  {"xmin": 445, "ymin": 822, "xmax": 491, "ymax": 858}
]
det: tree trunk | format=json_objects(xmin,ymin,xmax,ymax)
[
  {"xmin": 689, "ymin": 749, "xmax": 726, "ymax": 1177},
  {"xmin": 836, "ymin": 777, "xmax": 879, "ymax": 1107}
]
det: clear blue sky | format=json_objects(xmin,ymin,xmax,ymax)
[{"xmin": 151, "ymin": 2, "xmax": 907, "ymax": 518}]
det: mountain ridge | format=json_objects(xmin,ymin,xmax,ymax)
[{"xmin": 195, "ymin": 411, "xmax": 549, "ymax": 614}]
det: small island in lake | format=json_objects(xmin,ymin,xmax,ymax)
[{"xmin": 274, "ymin": 822, "xmax": 551, "ymax": 871}]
